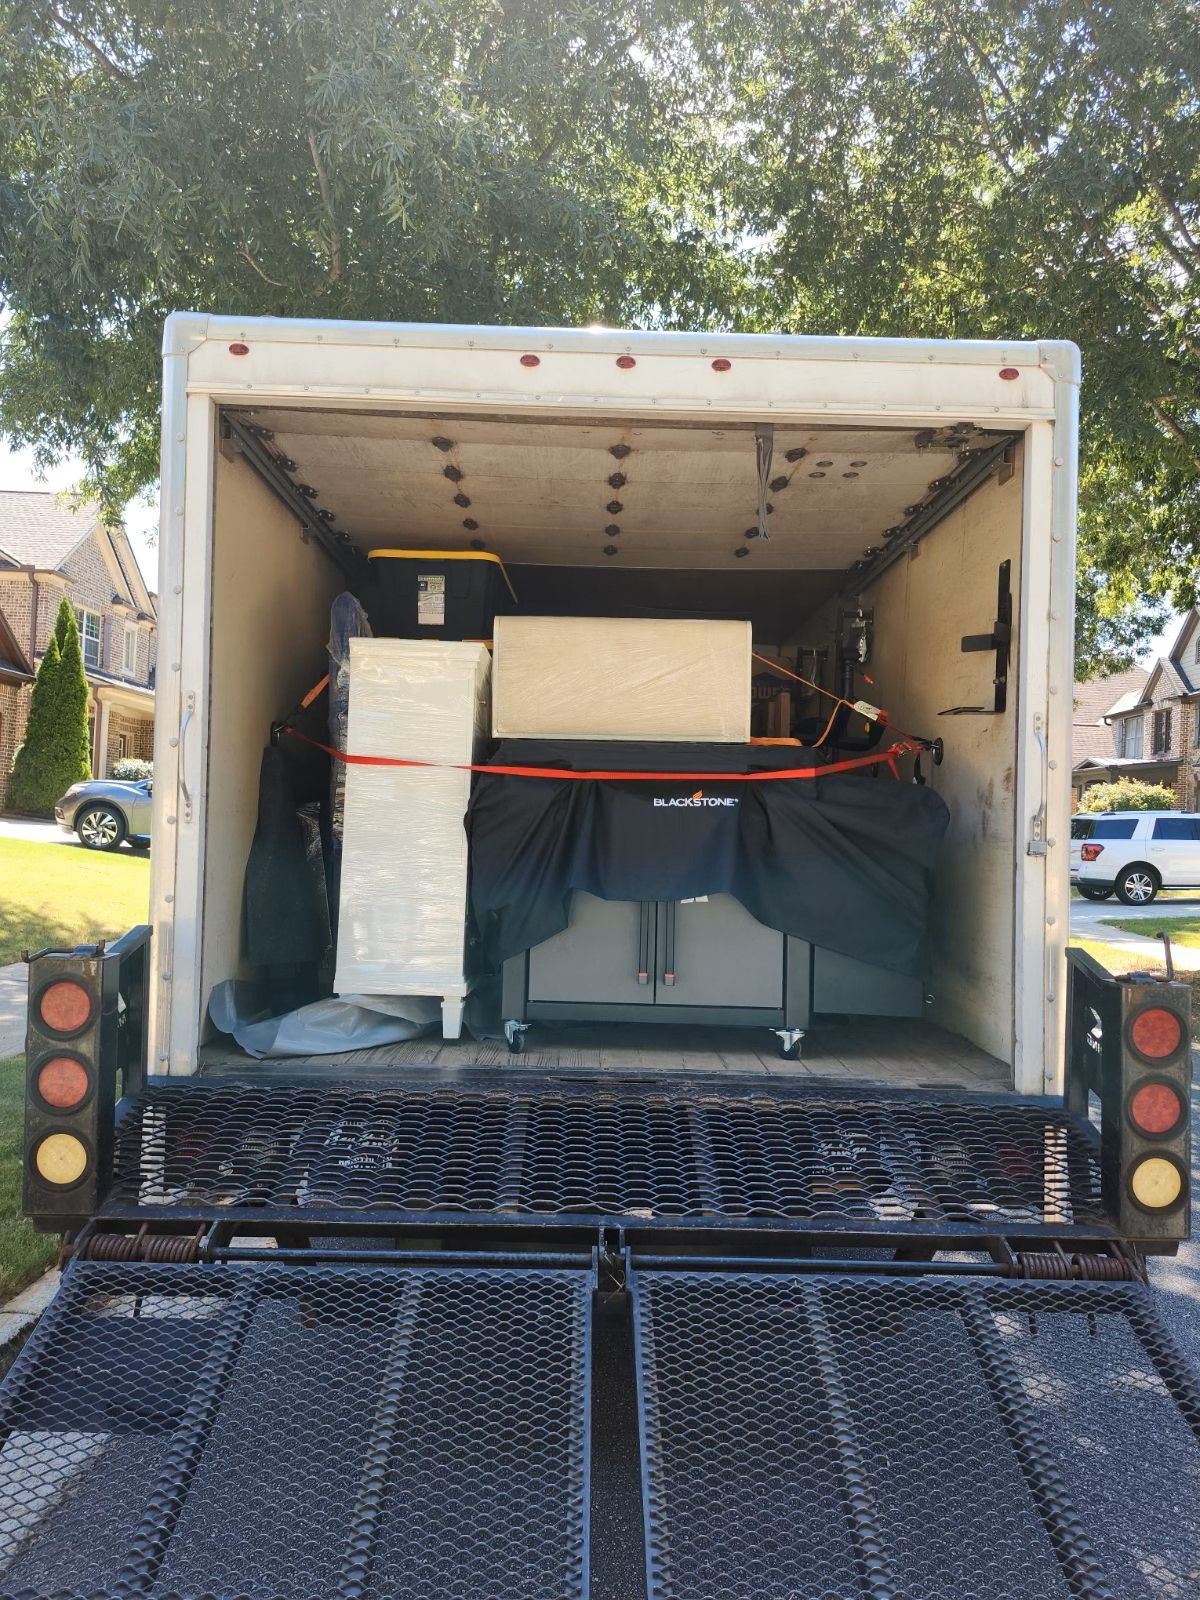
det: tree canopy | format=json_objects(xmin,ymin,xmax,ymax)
[{"xmin": 0, "ymin": 1, "xmax": 1196, "ymax": 668}]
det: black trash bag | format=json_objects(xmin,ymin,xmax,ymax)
[{"xmin": 244, "ymin": 746, "xmax": 325, "ymax": 1012}]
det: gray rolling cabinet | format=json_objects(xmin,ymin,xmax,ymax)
[{"xmin": 500, "ymin": 891, "xmax": 923, "ymax": 1057}]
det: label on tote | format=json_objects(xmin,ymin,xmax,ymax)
[{"xmin": 417, "ymin": 574, "xmax": 446, "ymax": 626}]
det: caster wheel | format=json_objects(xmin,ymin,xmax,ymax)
[
  {"xmin": 507, "ymin": 1033, "xmax": 526, "ymax": 1055},
  {"xmin": 779, "ymin": 1040, "xmax": 802, "ymax": 1061}
]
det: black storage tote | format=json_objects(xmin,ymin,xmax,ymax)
[{"xmin": 368, "ymin": 549, "xmax": 516, "ymax": 639}]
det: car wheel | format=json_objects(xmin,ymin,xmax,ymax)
[
  {"xmin": 1116, "ymin": 865, "xmax": 1159, "ymax": 906},
  {"xmin": 76, "ymin": 805, "xmax": 126, "ymax": 851},
  {"xmin": 1077, "ymin": 885, "xmax": 1114, "ymax": 901}
]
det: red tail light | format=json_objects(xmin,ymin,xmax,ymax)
[
  {"xmin": 1080, "ymin": 843, "xmax": 1104, "ymax": 862},
  {"xmin": 1127, "ymin": 1005, "xmax": 1185, "ymax": 1062},
  {"xmin": 34, "ymin": 1056, "xmax": 92, "ymax": 1111},
  {"xmin": 36, "ymin": 980, "xmax": 94, "ymax": 1036},
  {"xmin": 1128, "ymin": 1079, "xmax": 1186, "ymax": 1137}
]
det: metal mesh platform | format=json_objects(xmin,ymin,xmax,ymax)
[
  {"xmin": 0, "ymin": 1260, "xmax": 591, "ymax": 1600},
  {"xmin": 633, "ymin": 1270, "xmax": 1200, "ymax": 1600},
  {"xmin": 108, "ymin": 1079, "xmax": 1107, "ymax": 1234}
]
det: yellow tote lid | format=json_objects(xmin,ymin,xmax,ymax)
[{"xmin": 368, "ymin": 548, "xmax": 516, "ymax": 602}]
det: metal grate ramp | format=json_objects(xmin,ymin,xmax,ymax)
[
  {"xmin": 632, "ymin": 1270, "xmax": 1200, "ymax": 1600},
  {"xmin": 0, "ymin": 1260, "xmax": 591, "ymax": 1600},
  {"xmin": 108, "ymin": 1079, "xmax": 1108, "ymax": 1235}
]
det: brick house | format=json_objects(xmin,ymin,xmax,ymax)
[
  {"xmin": 1072, "ymin": 611, "xmax": 1200, "ymax": 808},
  {"xmin": 0, "ymin": 491, "xmax": 156, "ymax": 809}
]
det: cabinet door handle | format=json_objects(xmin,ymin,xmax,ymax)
[{"xmin": 662, "ymin": 900, "xmax": 677, "ymax": 987}]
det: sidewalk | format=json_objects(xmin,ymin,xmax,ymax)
[
  {"xmin": 1086, "ymin": 923, "xmax": 1200, "ymax": 972},
  {"xmin": 0, "ymin": 815, "xmax": 71, "ymax": 846},
  {"xmin": 0, "ymin": 1269, "xmax": 59, "ymax": 1349},
  {"xmin": 0, "ymin": 963, "xmax": 25, "ymax": 1058}
]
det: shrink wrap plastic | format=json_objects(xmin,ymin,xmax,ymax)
[
  {"xmin": 491, "ymin": 615, "xmax": 751, "ymax": 741},
  {"xmin": 327, "ymin": 592, "xmax": 373, "ymax": 854},
  {"xmin": 333, "ymin": 638, "xmax": 491, "ymax": 1036}
]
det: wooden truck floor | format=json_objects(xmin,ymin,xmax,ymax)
[{"xmin": 197, "ymin": 1017, "xmax": 1012, "ymax": 1092}]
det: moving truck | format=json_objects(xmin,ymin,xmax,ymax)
[{"xmin": 7, "ymin": 316, "xmax": 1200, "ymax": 1600}]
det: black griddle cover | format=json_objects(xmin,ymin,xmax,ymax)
[{"xmin": 467, "ymin": 740, "xmax": 950, "ymax": 977}]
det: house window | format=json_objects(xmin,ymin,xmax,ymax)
[
  {"xmin": 1152, "ymin": 708, "xmax": 1172, "ymax": 755},
  {"xmin": 122, "ymin": 624, "xmax": 137, "ymax": 676},
  {"xmin": 1194, "ymin": 635, "xmax": 1200, "ymax": 666},
  {"xmin": 74, "ymin": 608, "xmax": 101, "ymax": 669},
  {"xmin": 1117, "ymin": 715, "xmax": 1144, "ymax": 759},
  {"xmin": 116, "ymin": 732, "xmax": 129, "ymax": 761}
]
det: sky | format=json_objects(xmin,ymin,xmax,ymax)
[{"xmin": 0, "ymin": 439, "xmax": 159, "ymax": 592}]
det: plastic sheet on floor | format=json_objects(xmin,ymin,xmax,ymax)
[{"xmin": 207, "ymin": 980, "xmax": 439, "ymax": 1059}]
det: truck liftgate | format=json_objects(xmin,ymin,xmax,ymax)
[{"xmin": 3, "ymin": 934, "xmax": 1199, "ymax": 1599}]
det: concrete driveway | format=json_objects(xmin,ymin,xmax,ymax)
[
  {"xmin": 0, "ymin": 964, "xmax": 24, "ymax": 1059},
  {"xmin": 0, "ymin": 815, "xmax": 71, "ymax": 846}
]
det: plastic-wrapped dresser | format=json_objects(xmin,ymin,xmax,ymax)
[{"xmin": 333, "ymin": 637, "xmax": 491, "ymax": 1037}]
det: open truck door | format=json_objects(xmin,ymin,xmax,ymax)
[{"xmin": 2, "ymin": 936, "xmax": 1198, "ymax": 1598}]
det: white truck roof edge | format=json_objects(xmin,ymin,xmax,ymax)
[
  {"xmin": 181, "ymin": 312, "xmax": 1054, "ymax": 369},
  {"xmin": 162, "ymin": 311, "xmax": 211, "ymax": 355},
  {"xmin": 1037, "ymin": 340, "xmax": 1082, "ymax": 387}
]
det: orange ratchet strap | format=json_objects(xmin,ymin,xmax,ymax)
[{"xmin": 282, "ymin": 727, "xmax": 919, "ymax": 780}]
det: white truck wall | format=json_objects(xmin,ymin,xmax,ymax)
[
  {"xmin": 198, "ymin": 448, "xmax": 343, "ymax": 1023},
  {"xmin": 864, "ymin": 456, "xmax": 1023, "ymax": 1063}
]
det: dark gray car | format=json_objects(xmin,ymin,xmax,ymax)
[{"xmin": 54, "ymin": 778, "xmax": 152, "ymax": 851}]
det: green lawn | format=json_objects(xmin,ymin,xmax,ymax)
[
  {"xmin": 1100, "ymin": 915, "xmax": 1200, "ymax": 950},
  {"xmin": 1070, "ymin": 934, "xmax": 1145, "ymax": 975},
  {"xmin": 0, "ymin": 837, "xmax": 150, "ymax": 966},
  {"xmin": 0, "ymin": 1055, "xmax": 57, "ymax": 1299}
]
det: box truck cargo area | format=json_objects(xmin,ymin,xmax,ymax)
[
  {"xmin": 150, "ymin": 318, "xmax": 1077, "ymax": 1095},
  {"xmin": 25, "ymin": 320, "xmax": 1200, "ymax": 1600}
]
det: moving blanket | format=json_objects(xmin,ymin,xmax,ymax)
[{"xmin": 467, "ymin": 740, "xmax": 950, "ymax": 978}]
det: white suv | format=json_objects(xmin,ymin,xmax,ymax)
[{"xmin": 1071, "ymin": 810, "xmax": 1200, "ymax": 904}]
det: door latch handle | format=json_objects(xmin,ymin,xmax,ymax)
[{"xmin": 178, "ymin": 692, "xmax": 196, "ymax": 824}]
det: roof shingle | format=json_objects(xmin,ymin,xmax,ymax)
[
  {"xmin": 1072, "ymin": 667, "xmax": 1148, "ymax": 767},
  {"xmin": 0, "ymin": 490, "xmax": 102, "ymax": 571}
]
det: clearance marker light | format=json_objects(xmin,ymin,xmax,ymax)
[{"xmin": 34, "ymin": 1132, "xmax": 89, "ymax": 1187}]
